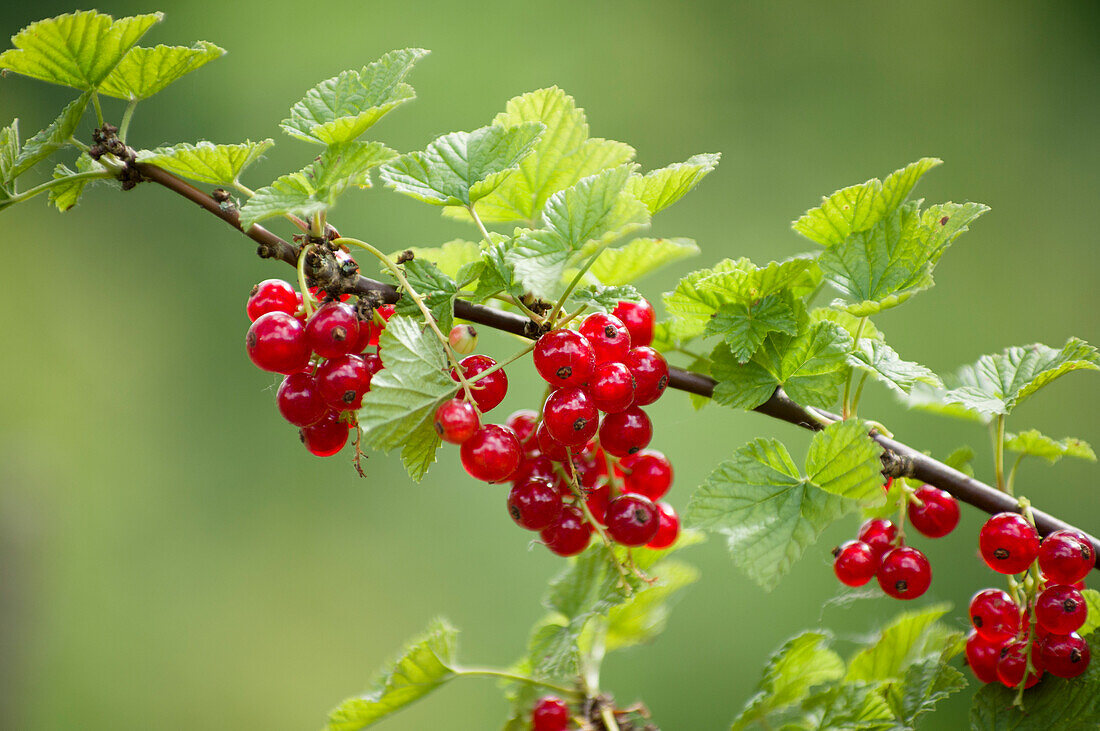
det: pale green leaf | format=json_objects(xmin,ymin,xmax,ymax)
[
  {"xmin": 47, "ymin": 155, "xmax": 109, "ymax": 211},
  {"xmin": 802, "ymin": 681, "xmax": 895, "ymax": 730},
  {"xmin": 605, "ymin": 559, "xmax": 699, "ymax": 652},
  {"xmin": 885, "ymin": 657, "xmax": 967, "ymax": 731},
  {"xmin": 137, "ymin": 139, "xmax": 274, "ymax": 186},
  {"xmin": 1004, "ymin": 429, "xmax": 1096, "ymax": 464},
  {"xmin": 324, "ymin": 619, "xmax": 457, "ymax": 731},
  {"xmin": 380, "ymin": 122, "xmax": 544, "ymax": 207},
  {"xmin": 943, "ymin": 446, "xmax": 975, "ymax": 476},
  {"xmin": 1079, "ymin": 589, "xmax": 1100, "ymax": 637},
  {"xmin": 392, "ymin": 240, "xmax": 482, "ymax": 281},
  {"xmin": 705, "ymin": 294, "xmax": 799, "ymax": 363},
  {"xmin": 0, "ymin": 119, "xmax": 20, "ymax": 195},
  {"xmin": 0, "ymin": 10, "xmax": 161, "ymax": 90},
  {"xmin": 904, "ymin": 382, "xmax": 991, "ymax": 424},
  {"xmin": 281, "ymin": 48, "xmax": 428, "ymax": 144},
  {"xmin": 588, "ymin": 237, "xmax": 699, "ymax": 285},
  {"xmin": 98, "ymin": 41, "xmax": 224, "ymax": 100},
  {"xmin": 848, "ymin": 339, "xmax": 942, "ymax": 396},
  {"xmin": 805, "ymin": 419, "xmax": 886, "ymax": 506},
  {"xmin": 568, "ymin": 284, "xmax": 641, "ymax": 313},
  {"xmin": 6, "ymin": 91, "xmax": 92, "ymax": 181},
  {"xmin": 391, "ymin": 258, "xmax": 459, "ymax": 334},
  {"xmin": 846, "ymin": 604, "xmax": 951, "ymax": 682},
  {"xmin": 625, "ymin": 152, "xmax": 720, "ymax": 214},
  {"xmin": 811, "ymin": 307, "xmax": 885, "ymax": 342}
]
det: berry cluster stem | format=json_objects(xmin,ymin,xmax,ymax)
[
  {"xmin": 296, "ymin": 244, "xmax": 317, "ymax": 318},
  {"xmin": 564, "ymin": 448, "xmax": 633, "ymax": 593},
  {"xmin": 993, "ymin": 415, "xmax": 1007, "ymax": 493}
]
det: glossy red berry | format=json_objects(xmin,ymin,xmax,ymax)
[
  {"xmin": 624, "ymin": 346, "xmax": 669, "ymax": 406},
  {"xmin": 507, "ymin": 479, "xmax": 563, "ymax": 531},
  {"xmin": 857, "ymin": 518, "xmax": 898, "ymax": 564},
  {"xmin": 647, "ymin": 501, "xmax": 681, "ymax": 549},
  {"xmin": 534, "ymin": 329, "xmax": 596, "ymax": 387},
  {"xmin": 543, "ymin": 388, "xmax": 599, "ymax": 447},
  {"xmin": 997, "ymin": 639, "xmax": 1044, "ymax": 688},
  {"xmin": 1036, "ymin": 585, "xmax": 1087, "ymax": 635},
  {"xmin": 305, "ymin": 301, "xmax": 360, "ymax": 359},
  {"xmin": 246, "ymin": 311, "xmax": 312, "ymax": 374},
  {"xmin": 247, "ymin": 279, "xmax": 298, "ymax": 321},
  {"xmin": 299, "ymin": 412, "xmax": 349, "ymax": 457},
  {"xmin": 433, "ymin": 399, "xmax": 480, "ymax": 444},
  {"xmin": 605, "ymin": 494, "xmax": 660, "ymax": 546},
  {"xmin": 832, "ymin": 540, "xmax": 878, "ymax": 587},
  {"xmin": 536, "ymin": 422, "xmax": 570, "ymax": 462},
  {"xmin": 359, "ymin": 305, "xmax": 395, "ymax": 348},
  {"xmin": 1038, "ymin": 530, "xmax": 1095, "ymax": 585},
  {"xmin": 966, "ymin": 630, "xmax": 1005, "ymax": 684},
  {"xmin": 969, "ymin": 588, "xmax": 1022, "ymax": 643},
  {"xmin": 877, "ymin": 546, "xmax": 931, "ymax": 600},
  {"xmin": 316, "ymin": 355, "xmax": 372, "ymax": 411},
  {"xmin": 540, "ymin": 505, "xmax": 592, "ymax": 556},
  {"xmin": 1040, "ymin": 632, "xmax": 1091, "ymax": 678},
  {"xmin": 571, "ymin": 452, "xmax": 605, "ymax": 490},
  {"xmin": 448, "ymin": 324, "xmax": 478, "ymax": 354},
  {"xmin": 907, "ymin": 485, "xmax": 960, "ymax": 538},
  {"xmin": 460, "ymin": 425, "xmax": 522, "ymax": 482},
  {"xmin": 619, "ymin": 450, "xmax": 673, "ymax": 500},
  {"xmin": 612, "ymin": 298, "xmax": 655, "ymax": 348},
  {"xmin": 505, "ymin": 409, "xmax": 540, "ymax": 451},
  {"xmin": 579, "ymin": 312, "xmax": 631, "ymax": 364},
  {"xmin": 276, "ymin": 372, "xmax": 328, "ymax": 427},
  {"xmin": 587, "ymin": 361, "xmax": 636, "ymax": 413},
  {"xmin": 980, "ymin": 512, "xmax": 1041, "ymax": 575},
  {"xmin": 598, "ymin": 406, "xmax": 652, "ymax": 457},
  {"xmin": 583, "ymin": 483, "xmax": 610, "ymax": 524},
  {"xmin": 452, "ymin": 355, "xmax": 508, "ymax": 413},
  {"xmin": 532, "ymin": 695, "xmax": 570, "ymax": 731}
]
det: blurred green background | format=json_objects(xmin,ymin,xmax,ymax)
[{"xmin": 2, "ymin": 1, "xmax": 1099, "ymax": 729}]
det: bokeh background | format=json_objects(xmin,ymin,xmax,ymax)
[{"xmin": 2, "ymin": 1, "xmax": 1099, "ymax": 729}]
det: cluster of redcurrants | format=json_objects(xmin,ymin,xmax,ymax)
[
  {"xmin": 433, "ymin": 300, "xmax": 682, "ymax": 556},
  {"xmin": 832, "ymin": 484, "xmax": 961, "ymax": 600},
  {"xmin": 243, "ymin": 278, "xmax": 393, "ymax": 456},
  {"xmin": 965, "ymin": 517, "xmax": 1095, "ymax": 687}
]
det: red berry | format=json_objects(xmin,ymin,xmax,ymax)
[
  {"xmin": 536, "ymin": 422, "xmax": 570, "ymax": 462},
  {"xmin": 647, "ymin": 501, "xmax": 680, "ymax": 549},
  {"xmin": 833, "ymin": 540, "xmax": 878, "ymax": 587},
  {"xmin": 996, "ymin": 639, "xmax": 1044, "ymax": 688},
  {"xmin": 543, "ymin": 388, "xmax": 599, "ymax": 447},
  {"xmin": 579, "ymin": 312, "xmax": 632, "ymax": 364},
  {"xmin": 587, "ymin": 361, "xmax": 636, "ymax": 413},
  {"xmin": 612, "ymin": 299, "xmax": 655, "ymax": 348},
  {"xmin": 624, "ymin": 346, "xmax": 669, "ymax": 405},
  {"xmin": 362, "ymin": 351, "xmax": 384, "ymax": 376},
  {"xmin": 276, "ymin": 372, "xmax": 328, "ymax": 427},
  {"xmin": 357, "ymin": 305, "xmax": 396, "ymax": 349},
  {"xmin": 505, "ymin": 409, "xmax": 540, "ymax": 451},
  {"xmin": 969, "ymin": 588, "xmax": 1022, "ymax": 643},
  {"xmin": 571, "ymin": 452, "xmax": 604, "ymax": 490},
  {"xmin": 1036, "ymin": 585, "xmax": 1088, "ymax": 635},
  {"xmin": 460, "ymin": 425, "xmax": 522, "ymax": 482},
  {"xmin": 877, "ymin": 546, "xmax": 931, "ymax": 600},
  {"xmin": 512, "ymin": 455, "xmax": 566, "ymax": 493},
  {"xmin": 448, "ymin": 324, "xmax": 478, "ymax": 354},
  {"xmin": 1038, "ymin": 530, "xmax": 1095, "ymax": 585},
  {"xmin": 598, "ymin": 406, "xmax": 652, "ymax": 458},
  {"xmin": 980, "ymin": 513, "xmax": 1041, "ymax": 575},
  {"xmin": 534, "ymin": 329, "xmax": 596, "ymax": 387},
  {"xmin": 452, "ymin": 355, "xmax": 508, "ymax": 413},
  {"xmin": 966, "ymin": 630, "xmax": 1005, "ymax": 684},
  {"xmin": 532, "ymin": 695, "xmax": 570, "ymax": 731},
  {"xmin": 433, "ymin": 399, "xmax": 480, "ymax": 444},
  {"xmin": 857, "ymin": 518, "xmax": 898, "ymax": 564},
  {"xmin": 247, "ymin": 279, "xmax": 298, "ymax": 321},
  {"xmin": 316, "ymin": 355, "xmax": 373, "ymax": 411},
  {"xmin": 605, "ymin": 494, "xmax": 660, "ymax": 546},
  {"xmin": 1040, "ymin": 632, "xmax": 1091, "ymax": 678},
  {"xmin": 619, "ymin": 450, "xmax": 673, "ymax": 500},
  {"xmin": 299, "ymin": 411, "xmax": 349, "ymax": 456},
  {"xmin": 507, "ymin": 478, "xmax": 563, "ymax": 531},
  {"xmin": 246, "ymin": 311, "xmax": 312, "ymax": 374},
  {"xmin": 907, "ymin": 485, "xmax": 960, "ymax": 538},
  {"xmin": 541, "ymin": 505, "xmax": 592, "ymax": 556},
  {"xmin": 305, "ymin": 301, "xmax": 360, "ymax": 359},
  {"xmin": 584, "ymin": 483, "xmax": 611, "ymax": 524}
]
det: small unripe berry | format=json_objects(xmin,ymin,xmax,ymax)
[{"xmin": 448, "ymin": 324, "xmax": 478, "ymax": 354}]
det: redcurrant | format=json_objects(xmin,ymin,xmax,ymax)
[
  {"xmin": 532, "ymin": 695, "xmax": 570, "ymax": 731},
  {"xmin": 533, "ymin": 329, "xmax": 596, "ymax": 387},
  {"xmin": 316, "ymin": 354, "xmax": 373, "ymax": 411},
  {"xmin": 512, "ymin": 455, "xmax": 566, "ymax": 494},
  {"xmin": 1036, "ymin": 584, "xmax": 1087, "ymax": 635},
  {"xmin": 877, "ymin": 546, "xmax": 931, "ymax": 600},
  {"xmin": 612, "ymin": 298, "xmax": 655, "ymax": 348},
  {"xmin": 587, "ymin": 361, "xmax": 636, "ymax": 413},
  {"xmin": 619, "ymin": 450, "xmax": 673, "ymax": 500},
  {"xmin": 605, "ymin": 494, "xmax": 660, "ymax": 546},
  {"xmin": 246, "ymin": 311, "xmax": 312, "ymax": 374},
  {"xmin": 598, "ymin": 406, "xmax": 652, "ymax": 457},
  {"xmin": 540, "ymin": 505, "xmax": 592, "ymax": 556},
  {"xmin": 452, "ymin": 355, "xmax": 508, "ymax": 413},
  {"xmin": 460, "ymin": 425, "xmax": 522, "ymax": 482},
  {"xmin": 433, "ymin": 399, "xmax": 480, "ymax": 444},
  {"xmin": 579, "ymin": 312, "xmax": 631, "ymax": 364},
  {"xmin": 980, "ymin": 513, "xmax": 1040, "ymax": 575},
  {"xmin": 305, "ymin": 301, "xmax": 360, "ymax": 359},
  {"xmin": 1038, "ymin": 529, "xmax": 1095, "ymax": 585},
  {"xmin": 276, "ymin": 372, "xmax": 328, "ymax": 427},
  {"xmin": 857, "ymin": 518, "xmax": 898, "ymax": 564},
  {"xmin": 543, "ymin": 388, "xmax": 599, "ymax": 447},
  {"xmin": 969, "ymin": 588, "xmax": 1022, "ymax": 643},
  {"xmin": 1040, "ymin": 632, "xmax": 1091, "ymax": 679},
  {"xmin": 299, "ymin": 411, "xmax": 349, "ymax": 457},
  {"xmin": 965, "ymin": 630, "xmax": 1005, "ymax": 684},
  {"xmin": 536, "ymin": 422, "xmax": 570, "ymax": 462},
  {"xmin": 448, "ymin": 324, "xmax": 478, "ymax": 355},
  {"xmin": 583, "ymin": 482, "xmax": 610, "ymax": 524},
  {"xmin": 507, "ymin": 479, "xmax": 563, "ymax": 531},
  {"xmin": 832, "ymin": 540, "xmax": 877, "ymax": 587},
  {"xmin": 247, "ymin": 279, "xmax": 298, "ymax": 321},
  {"xmin": 647, "ymin": 501, "xmax": 681, "ymax": 549},
  {"xmin": 996, "ymin": 639, "xmax": 1044, "ymax": 688},
  {"xmin": 505, "ymin": 409, "xmax": 540, "ymax": 451},
  {"xmin": 907, "ymin": 485, "xmax": 960, "ymax": 538},
  {"xmin": 624, "ymin": 346, "xmax": 669, "ymax": 405}
]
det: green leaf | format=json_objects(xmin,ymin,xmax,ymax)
[
  {"xmin": 392, "ymin": 258, "xmax": 460, "ymax": 334},
  {"xmin": 588, "ymin": 236, "xmax": 699, "ymax": 285},
  {"xmin": 811, "ymin": 307, "xmax": 885, "ymax": 342},
  {"xmin": 969, "ymin": 634, "xmax": 1100, "ymax": 730},
  {"xmin": 904, "ymin": 382, "xmax": 991, "ymax": 424},
  {"xmin": 625, "ymin": 152, "xmax": 720, "ymax": 214},
  {"xmin": 506, "ymin": 165, "xmax": 650, "ymax": 299},
  {"xmin": 456, "ymin": 86, "xmax": 636, "ymax": 224},
  {"xmin": 6, "ymin": 91, "xmax": 92, "ymax": 182},
  {"xmin": 848, "ymin": 339, "xmax": 942, "ymax": 396},
  {"xmin": 704, "ymin": 294, "xmax": 799, "ymax": 363},
  {"xmin": 238, "ymin": 141, "xmax": 397, "ymax": 229},
  {"xmin": 685, "ymin": 438, "xmax": 856, "ymax": 591},
  {"xmin": 281, "ymin": 48, "xmax": 429, "ymax": 145},
  {"xmin": 846, "ymin": 604, "xmax": 952, "ymax": 682},
  {"xmin": 792, "ymin": 158, "xmax": 942, "ymax": 247},
  {"xmin": 943, "ymin": 446, "xmax": 976, "ymax": 476},
  {"xmin": 1004, "ymin": 429, "xmax": 1096, "ymax": 464},
  {"xmin": 732, "ymin": 632, "xmax": 846, "ymax": 731},
  {"xmin": 885, "ymin": 657, "xmax": 967, "ymax": 731},
  {"xmin": 98, "ymin": 41, "xmax": 225, "ymax": 100},
  {"xmin": 356, "ymin": 316, "xmax": 457, "ymax": 482},
  {"xmin": 605, "ymin": 559, "xmax": 699, "ymax": 652},
  {"xmin": 136, "ymin": 139, "xmax": 274, "ymax": 186},
  {"xmin": 805, "ymin": 420, "xmax": 886, "ymax": 506},
  {"xmin": 711, "ymin": 320, "xmax": 852, "ymax": 411},
  {"xmin": 568, "ymin": 284, "xmax": 641, "ymax": 313},
  {"xmin": 48, "ymin": 154, "xmax": 107, "ymax": 211},
  {"xmin": 380, "ymin": 122, "xmax": 544, "ymax": 207},
  {"xmin": 324, "ymin": 619, "xmax": 457, "ymax": 731},
  {"xmin": 393, "ymin": 240, "xmax": 482, "ymax": 281},
  {"xmin": 943, "ymin": 338, "xmax": 1100, "ymax": 418},
  {"xmin": 1079, "ymin": 589, "xmax": 1100, "ymax": 637},
  {"xmin": 0, "ymin": 119, "xmax": 20, "ymax": 196},
  {"xmin": 801, "ymin": 681, "xmax": 895, "ymax": 730},
  {"xmin": 0, "ymin": 10, "xmax": 161, "ymax": 90}
]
